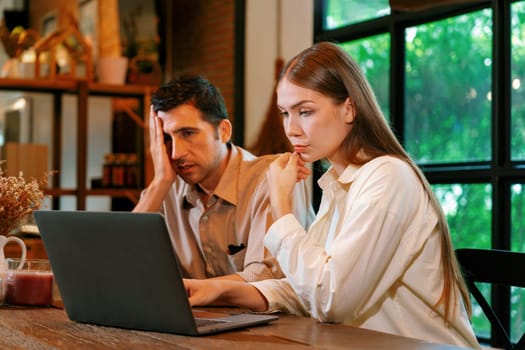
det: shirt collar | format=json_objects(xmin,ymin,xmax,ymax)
[
  {"xmin": 318, "ymin": 162, "xmax": 361, "ymax": 191},
  {"xmin": 183, "ymin": 144, "xmax": 240, "ymax": 207},
  {"xmin": 213, "ymin": 144, "xmax": 240, "ymax": 205}
]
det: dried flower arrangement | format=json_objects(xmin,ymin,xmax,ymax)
[{"xmin": 0, "ymin": 162, "xmax": 48, "ymax": 236}]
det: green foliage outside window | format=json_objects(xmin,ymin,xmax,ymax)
[
  {"xmin": 340, "ymin": 35, "xmax": 390, "ymax": 120},
  {"xmin": 433, "ymin": 183, "xmax": 492, "ymax": 338},
  {"xmin": 511, "ymin": 184, "xmax": 525, "ymax": 340},
  {"xmin": 405, "ymin": 10, "xmax": 493, "ymax": 164},
  {"xmin": 324, "ymin": 0, "xmax": 389, "ymax": 29}
]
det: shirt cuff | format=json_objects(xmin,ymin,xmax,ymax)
[
  {"xmin": 250, "ymin": 279, "xmax": 309, "ymax": 316},
  {"xmin": 238, "ymin": 262, "xmax": 276, "ymax": 282},
  {"xmin": 264, "ymin": 213, "xmax": 300, "ymax": 256}
]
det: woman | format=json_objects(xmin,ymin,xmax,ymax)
[{"xmin": 184, "ymin": 42, "xmax": 480, "ymax": 349}]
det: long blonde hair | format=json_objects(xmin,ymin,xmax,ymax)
[{"xmin": 279, "ymin": 41, "xmax": 471, "ymax": 321}]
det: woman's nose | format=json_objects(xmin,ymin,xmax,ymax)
[{"xmin": 285, "ymin": 115, "xmax": 302, "ymax": 137}]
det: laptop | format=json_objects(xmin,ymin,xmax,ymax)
[{"xmin": 33, "ymin": 210, "xmax": 278, "ymax": 336}]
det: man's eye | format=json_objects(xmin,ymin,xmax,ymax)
[{"xmin": 182, "ymin": 131, "xmax": 195, "ymax": 138}]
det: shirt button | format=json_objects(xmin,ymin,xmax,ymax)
[{"xmin": 201, "ymin": 215, "xmax": 208, "ymax": 222}]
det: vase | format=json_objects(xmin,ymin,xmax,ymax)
[
  {"xmin": 0, "ymin": 236, "xmax": 27, "ymax": 304},
  {"xmin": 97, "ymin": 56, "xmax": 129, "ymax": 84}
]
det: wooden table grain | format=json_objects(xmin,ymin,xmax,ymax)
[{"xmin": 0, "ymin": 306, "xmax": 467, "ymax": 349}]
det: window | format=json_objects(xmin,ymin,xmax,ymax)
[
  {"xmin": 315, "ymin": 0, "xmax": 525, "ymax": 345},
  {"xmin": 323, "ymin": 0, "xmax": 390, "ymax": 29}
]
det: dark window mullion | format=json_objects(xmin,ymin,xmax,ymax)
[
  {"xmin": 491, "ymin": 0, "xmax": 512, "ymax": 250},
  {"xmin": 491, "ymin": 1, "xmax": 512, "ymax": 348},
  {"xmin": 390, "ymin": 17, "xmax": 405, "ymax": 145}
]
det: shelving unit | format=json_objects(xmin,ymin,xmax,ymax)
[{"xmin": 0, "ymin": 77, "xmax": 153, "ymax": 210}]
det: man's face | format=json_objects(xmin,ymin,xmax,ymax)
[{"xmin": 158, "ymin": 104, "xmax": 230, "ymax": 190}]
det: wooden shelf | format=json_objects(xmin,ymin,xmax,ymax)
[
  {"xmin": 0, "ymin": 77, "xmax": 78, "ymax": 92},
  {"xmin": 0, "ymin": 78, "xmax": 152, "ymax": 210},
  {"xmin": 0, "ymin": 77, "xmax": 155, "ymax": 95}
]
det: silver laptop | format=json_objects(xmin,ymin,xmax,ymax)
[{"xmin": 33, "ymin": 210, "xmax": 278, "ymax": 336}]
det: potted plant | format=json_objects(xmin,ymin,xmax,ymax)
[{"xmin": 0, "ymin": 22, "xmax": 39, "ymax": 77}]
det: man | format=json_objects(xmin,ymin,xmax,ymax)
[{"xmin": 134, "ymin": 75, "xmax": 314, "ymax": 281}]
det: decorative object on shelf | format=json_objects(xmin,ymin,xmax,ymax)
[
  {"xmin": 32, "ymin": 14, "xmax": 93, "ymax": 81},
  {"xmin": 0, "ymin": 160, "xmax": 48, "ymax": 237},
  {"xmin": 120, "ymin": 2, "xmax": 161, "ymax": 84},
  {"xmin": 100, "ymin": 153, "xmax": 139, "ymax": 188},
  {"xmin": 0, "ymin": 23, "xmax": 40, "ymax": 78},
  {"xmin": 127, "ymin": 55, "xmax": 161, "ymax": 85}
]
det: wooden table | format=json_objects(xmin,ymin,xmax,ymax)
[{"xmin": 0, "ymin": 306, "xmax": 466, "ymax": 349}]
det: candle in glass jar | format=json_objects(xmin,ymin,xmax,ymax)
[
  {"xmin": 5, "ymin": 259, "xmax": 53, "ymax": 306},
  {"xmin": 6, "ymin": 271, "xmax": 53, "ymax": 305}
]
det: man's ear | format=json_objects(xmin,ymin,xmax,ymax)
[{"xmin": 218, "ymin": 119, "xmax": 232, "ymax": 143}]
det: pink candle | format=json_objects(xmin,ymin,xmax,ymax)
[{"xmin": 6, "ymin": 271, "xmax": 53, "ymax": 306}]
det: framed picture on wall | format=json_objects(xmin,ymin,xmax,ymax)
[
  {"xmin": 41, "ymin": 10, "xmax": 58, "ymax": 38},
  {"xmin": 79, "ymin": 0, "xmax": 98, "ymax": 61},
  {"xmin": 0, "ymin": 96, "xmax": 33, "ymax": 146}
]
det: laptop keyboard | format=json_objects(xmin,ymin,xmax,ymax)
[{"xmin": 195, "ymin": 318, "xmax": 229, "ymax": 327}]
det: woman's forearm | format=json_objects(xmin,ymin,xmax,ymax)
[
  {"xmin": 221, "ymin": 281, "xmax": 269, "ymax": 312},
  {"xmin": 186, "ymin": 279, "xmax": 269, "ymax": 312}
]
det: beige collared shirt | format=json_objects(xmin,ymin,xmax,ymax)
[
  {"xmin": 252, "ymin": 155, "xmax": 480, "ymax": 349},
  {"xmin": 160, "ymin": 145, "xmax": 314, "ymax": 281}
]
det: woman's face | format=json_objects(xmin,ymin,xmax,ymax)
[{"xmin": 277, "ymin": 78, "xmax": 355, "ymax": 170}]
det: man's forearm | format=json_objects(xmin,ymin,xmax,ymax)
[{"xmin": 132, "ymin": 181, "xmax": 172, "ymax": 212}]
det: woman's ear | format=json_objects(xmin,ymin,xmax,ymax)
[
  {"xmin": 344, "ymin": 97, "xmax": 357, "ymax": 124},
  {"xmin": 218, "ymin": 119, "xmax": 233, "ymax": 143}
]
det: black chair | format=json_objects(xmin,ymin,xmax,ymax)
[{"xmin": 455, "ymin": 248, "xmax": 525, "ymax": 350}]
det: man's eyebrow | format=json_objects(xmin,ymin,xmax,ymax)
[{"xmin": 166, "ymin": 126, "xmax": 200, "ymax": 134}]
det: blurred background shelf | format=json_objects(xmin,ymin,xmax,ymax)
[{"xmin": 0, "ymin": 78, "xmax": 152, "ymax": 210}]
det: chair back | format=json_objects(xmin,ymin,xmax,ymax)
[{"xmin": 455, "ymin": 248, "xmax": 525, "ymax": 350}]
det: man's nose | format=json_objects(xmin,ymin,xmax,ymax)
[{"xmin": 171, "ymin": 139, "xmax": 188, "ymax": 159}]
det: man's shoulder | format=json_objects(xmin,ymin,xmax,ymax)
[{"xmin": 234, "ymin": 145, "xmax": 280, "ymax": 168}]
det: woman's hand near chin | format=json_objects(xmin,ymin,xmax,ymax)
[
  {"xmin": 267, "ymin": 153, "xmax": 307, "ymax": 219},
  {"xmin": 295, "ymin": 153, "xmax": 311, "ymax": 182}
]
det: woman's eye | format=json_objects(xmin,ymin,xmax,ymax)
[
  {"xmin": 279, "ymin": 111, "xmax": 289, "ymax": 118},
  {"xmin": 299, "ymin": 110, "xmax": 312, "ymax": 117}
]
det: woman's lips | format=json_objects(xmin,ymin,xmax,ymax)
[{"xmin": 293, "ymin": 145, "xmax": 308, "ymax": 153}]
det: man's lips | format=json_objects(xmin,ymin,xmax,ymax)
[{"xmin": 177, "ymin": 163, "xmax": 195, "ymax": 173}]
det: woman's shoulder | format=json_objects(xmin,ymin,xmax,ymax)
[{"xmin": 361, "ymin": 155, "xmax": 414, "ymax": 177}]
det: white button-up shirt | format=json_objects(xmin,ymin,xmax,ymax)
[{"xmin": 252, "ymin": 155, "xmax": 480, "ymax": 349}]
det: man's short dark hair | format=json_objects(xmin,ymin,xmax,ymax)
[{"xmin": 151, "ymin": 75, "xmax": 229, "ymax": 127}]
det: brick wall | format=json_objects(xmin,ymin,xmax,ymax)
[{"xmin": 170, "ymin": 0, "xmax": 237, "ymax": 128}]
